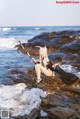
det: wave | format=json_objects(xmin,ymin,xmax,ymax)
[
  {"xmin": 0, "ymin": 27, "xmax": 11, "ymax": 31},
  {"xmin": 0, "ymin": 27, "xmax": 16, "ymax": 31},
  {"xmin": 34, "ymin": 27, "xmax": 41, "ymax": 30},
  {"xmin": 34, "ymin": 27, "xmax": 43, "ymax": 31},
  {"xmin": 0, "ymin": 38, "xmax": 27, "ymax": 50},
  {"xmin": 0, "ymin": 83, "xmax": 46, "ymax": 117}
]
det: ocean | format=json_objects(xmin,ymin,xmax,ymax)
[{"xmin": 0, "ymin": 26, "xmax": 80, "ymax": 117}]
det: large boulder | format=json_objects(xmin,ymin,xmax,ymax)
[
  {"xmin": 15, "ymin": 30, "xmax": 80, "ymax": 70},
  {"xmin": 41, "ymin": 91, "xmax": 80, "ymax": 119},
  {"xmin": 15, "ymin": 30, "xmax": 80, "ymax": 55}
]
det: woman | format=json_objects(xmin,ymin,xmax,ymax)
[{"xmin": 35, "ymin": 46, "xmax": 57, "ymax": 83}]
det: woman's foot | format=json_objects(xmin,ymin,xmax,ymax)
[{"xmin": 36, "ymin": 78, "xmax": 42, "ymax": 84}]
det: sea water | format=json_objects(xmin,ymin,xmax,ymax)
[{"xmin": 0, "ymin": 26, "xmax": 80, "ymax": 117}]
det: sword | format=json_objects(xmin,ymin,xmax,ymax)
[{"xmin": 18, "ymin": 40, "xmax": 37, "ymax": 64}]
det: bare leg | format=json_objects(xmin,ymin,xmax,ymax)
[{"xmin": 35, "ymin": 64, "xmax": 55, "ymax": 83}]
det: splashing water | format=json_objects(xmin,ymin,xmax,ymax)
[{"xmin": 0, "ymin": 83, "xmax": 46, "ymax": 117}]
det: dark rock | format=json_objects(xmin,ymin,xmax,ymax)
[
  {"xmin": 7, "ymin": 66, "xmax": 80, "ymax": 93},
  {"xmin": 69, "ymin": 104, "xmax": 80, "ymax": 113},
  {"xmin": 15, "ymin": 30, "xmax": 80, "ymax": 56},
  {"xmin": 65, "ymin": 87, "xmax": 80, "ymax": 94},
  {"xmin": 14, "ymin": 115, "xmax": 28, "ymax": 119},
  {"xmin": 39, "ymin": 117, "xmax": 49, "ymax": 119},
  {"xmin": 48, "ymin": 53, "xmax": 64, "ymax": 62},
  {"xmin": 15, "ymin": 30, "xmax": 80, "ymax": 70},
  {"xmin": 27, "ymin": 108, "xmax": 40, "ymax": 119},
  {"xmin": 7, "ymin": 68, "xmax": 36, "ymax": 87},
  {"xmin": 0, "ymin": 78, "xmax": 14, "ymax": 85},
  {"xmin": 37, "ymin": 76, "xmax": 65, "ymax": 92},
  {"xmin": 41, "ymin": 89, "xmax": 80, "ymax": 119},
  {"xmin": 69, "ymin": 115, "xmax": 80, "ymax": 119},
  {"xmin": 60, "ymin": 40, "xmax": 80, "ymax": 54},
  {"xmin": 41, "ymin": 92, "xmax": 75, "ymax": 109},
  {"xmin": 54, "ymin": 66, "xmax": 79, "ymax": 85},
  {"xmin": 46, "ymin": 107, "xmax": 75, "ymax": 119}
]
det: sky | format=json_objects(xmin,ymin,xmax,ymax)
[{"xmin": 0, "ymin": 0, "xmax": 80, "ymax": 26}]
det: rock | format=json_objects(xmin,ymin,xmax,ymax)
[
  {"xmin": 7, "ymin": 66, "xmax": 80, "ymax": 92},
  {"xmin": 65, "ymin": 87, "xmax": 80, "ymax": 94},
  {"xmin": 14, "ymin": 115, "xmax": 28, "ymax": 119},
  {"xmin": 27, "ymin": 108, "xmax": 40, "ymax": 119},
  {"xmin": 41, "ymin": 90, "xmax": 80, "ymax": 119},
  {"xmin": 7, "ymin": 68, "xmax": 36, "ymax": 87},
  {"xmin": 41, "ymin": 92, "xmax": 75, "ymax": 109},
  {"xmin": 15, "ymin": 30, "xmax": 80, "ymax": 70},
  {"xmin": 15, "ymin": 30, "xmax": 80, "ymax": 56},
  {"xmin": 69, "ymin": 115, "xmax": 80, "ymax": 119},
  {"xmin": 46, "ymin": 107, "xmax": 76, "ymax": 119},
  {"xmin": 0, "ymin": 78, "xmax": 14, "ymax": 85},
  {"xmin": 39, "ymin": 117, "xmax": 49, "ymax": 119},
  {"xmin": 62, "ymin": 53, "xmax": 80, "ymax": 70},
  {"xmin": 69, "ymin": 104, "xmax": 80, "ymax": 112},
  {"xmin": 53, "ymin": 66, "xmax": 79, "ymax": 85},
  {"xmin": 60, "ymin": 40, "xmax": 80, "ymax": 54},
  {"xmin": 48, "ymin": 53, "xmax": 64, "ymax": 62},
  {"xmin": 37, "ymin": 76, "xmax": 66, "ymax": 92}
]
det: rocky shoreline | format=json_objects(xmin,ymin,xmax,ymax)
[
  {"xmin": 7, "ymin": 30, "xmax": 80, "ymax": 119},
  {"xmin": 15, "ymin": 30, "xmax": 80, "ymax": 69}
]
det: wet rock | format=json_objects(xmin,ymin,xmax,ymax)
[
  {"xmin": 54, "ymin": 66, "xmax": 79, "ymax": 85},
  {"xmin": 41, "ymin": 90, "xmax": 80, "ymax": 119},
  {"xmin": 7, "ymin": 68, "xmax": 36, "ymax": 87},
  {"xmin": 28, "ymin": 68, "xmax": 79, "ymax": 91},
  {"xmin": 69, "ymin": 104, "xmax": 80, "ymax": 113},
  {"xmin": 46, "ymin": 107, "xmax": 76, "ymax": 119},
  {"xmin": 48, "ymin": 53, "xmax": 64, "ymax": 62},
  {"xmin": 7, "ymin": 66, "xmax": 80, "ymax": 93},
  {"xmin": 65, "ymin": 87, "xmax": 80, "ymax": 94},
  {"xmin": 15, "ymin": 30, "xmax": 80, "ymax": 70},
  {"xmin": 69, "ymin": 116, "xmax": 80, "ymax": 119},
  {"xmin": 6, "ymin": 69, "xmax": 80, "ymax": 119},
  {"xmin": 27, "ymin": 108, "xmax": 40, "ymax": 119},
  {"xmin": 41, "ymin": 91, "xmax": 75, "ymax": 109},
  {"xmin": 0, "ymin": 78, "xmax": 14, "ymax": 85},
  {"xmin": 15, "ymin": 30, "xmax": 80, "ymax": 56},
  {"xmin": 37, "ymin": 76, "xmax": 65, "ymax": 92},
  {"xmin": 60, "ymin": 40, "xmax": 80, "ymax": 54},
  {"xmin": 14, "ymin": 115, "xmax": 28, "ymax": 119}
]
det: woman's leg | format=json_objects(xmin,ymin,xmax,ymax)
[
  {"xmin": 35, "ymin": 64, "xmax": 55, "ymax": 83},
  {"xmin": 35, "ymin": 64, "xmax": 42, "ymax": 83}
]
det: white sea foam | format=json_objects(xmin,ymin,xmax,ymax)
[
  {"xmin": 60, "ymin": 64, "xmax": 80, "ymax": 78},
  {"xmin": 0, "ymin": 38, "xmax": 27, "ymax": 49},
  {"xmin": 34, "ymin": 27, "xmax": 41, "ymax": 30},
  {"xmin": 0, "ymin": 27, "xmax": 11, "ymax": 31},
  {"xmin": 0, "ymin": 83, "xmax": 46, "ymax": 117}
]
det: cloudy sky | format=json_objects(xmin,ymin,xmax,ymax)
[{"xmin": 0, "ymin": 0, "xmax": 80, "ymax": 26}]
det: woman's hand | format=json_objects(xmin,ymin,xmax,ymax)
[{"xmin": 52, "ymin": 63, "xmax": 60, "ymax": 68}]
